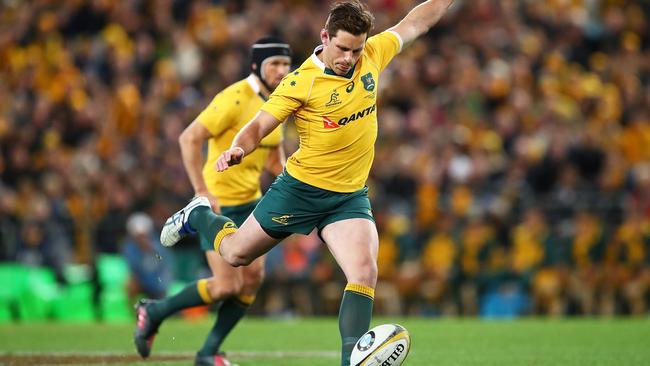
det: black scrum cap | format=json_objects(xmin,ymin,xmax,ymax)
[{"xmin": 251, "ymin": 36, "xmax": 291, "ymax": 87}]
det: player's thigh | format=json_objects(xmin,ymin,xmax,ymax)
[
  {"xmin": 320, "ymin": 218, "xmax": 379, "ymax": 287},
  {"xmin": 227, "ymin": 213, "xmax": 282, "ymax": 262}
]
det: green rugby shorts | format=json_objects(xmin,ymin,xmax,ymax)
[{"xmin": 252, "ymin": 171, "xmax": 374, "ymax": 239}]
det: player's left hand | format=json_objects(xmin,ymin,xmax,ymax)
[{"xmin": 215, "ymin": 147, "xmax": 245, "ymax": 171}]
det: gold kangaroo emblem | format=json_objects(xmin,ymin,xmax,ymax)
[{"xmin": 271, "ymin": 215, "xmax": 292, "ymax": 225}]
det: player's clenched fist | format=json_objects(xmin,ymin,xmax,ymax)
[{"xmin": 215, "ymin": 147, "xmax": 245, "ymax": 171}]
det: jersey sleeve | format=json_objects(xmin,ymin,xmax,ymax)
[
  {"xmin": 364, "ymin": 31, "xmax": 403, "ymax": 72},
  {"xmin": 195, "ymin": 92, "xmax": 237, "ymax": 136},
  {"xmin": 260, "ymin": 72, "xmax": 309, "ymax": 123}
]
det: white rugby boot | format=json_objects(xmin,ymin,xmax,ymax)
[{"xmin": 160, "ymin": 196, "xmax": 210, "ymax": 247}]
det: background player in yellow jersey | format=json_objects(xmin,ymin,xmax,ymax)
[
  {"xmin": 160, "ymin": 1, "xmax": 453, "ymax": 365},
  {"xmin": 134, "ymin": 37, "xmax": 292, "ymax": 366}
]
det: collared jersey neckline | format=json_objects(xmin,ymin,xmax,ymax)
[{"xmin": 311, "ymin": 45, "xmax": 356, "ymax": 79}]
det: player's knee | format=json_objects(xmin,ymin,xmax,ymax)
[
  {"xmin": 207, "ymin": 277, "xmax": 242, "ymax": 299},
  {"xmin": 348, "ymin": 261, "xmax": 378, "ymax": 287},
  {"xmin": 225, "ymin": 254, "xmax": 249, "ymax": 267},
  {"xmin": 220, "ymin": 248, "xmax": 245, "ymax": 267},
  {"xmin": 227, "ymin": 248, "xmax": 256, "ymax": 267}
]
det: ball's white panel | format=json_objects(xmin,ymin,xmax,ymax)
[{"xmin": 350, "ymin": 324, "xmax": 410, "ymax": 366}]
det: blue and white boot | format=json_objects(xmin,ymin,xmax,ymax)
[{"xmin": 160, "ymin": 196, "xmax": 211, "ymax": 247}]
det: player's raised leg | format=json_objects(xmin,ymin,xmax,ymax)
[
  {"xmin": 160, "ymin": 196, "xmax": 279, "ymax": 267},
  {"xmin": 215, "ymin": 213, "xmax": 281, "ymax": 267},
  {"xmin": 321, "ymin": 218, "xmax": 379, "ymax": 366},
  {"xmin": 160, "ymin": 196, "xmax": 237, "ymax": 250}
]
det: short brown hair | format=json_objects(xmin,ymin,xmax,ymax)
[{"xmin": 325, "ymin": 0, "xmax": 374, "ymax": 37}]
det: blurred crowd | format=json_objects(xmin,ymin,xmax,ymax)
[{"xmin": 1, "ymin": 0, "xmax": 649, "ymax": 318}]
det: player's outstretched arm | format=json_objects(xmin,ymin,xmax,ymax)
[
  {"xmin": 388, "ymin": 0, "xmax": 454, "ymax": 45},
  {"xmin": 215, "ymin": 110, "xmax": 282, "ymax": 171}
]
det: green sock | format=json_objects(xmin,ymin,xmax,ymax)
[
  {"xmin": 197, "ymin": 298, "xmax": 249, "ymax": 356},
  {"xmin": 339, "ymin": 287, "xmax": 374, "ymax": 366},
  {"xmin": 148, "ymin": 281, "xmax": 207, "ymax": 322},
  {"xmin": 188, "ymin": 207, "xmax": 236, "ymax": 251}
]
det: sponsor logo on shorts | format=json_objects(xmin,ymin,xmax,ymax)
[{"xmin": 271, "ymin": 215, "xmax": 292, "ymax": 225}]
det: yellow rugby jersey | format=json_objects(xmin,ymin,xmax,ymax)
[
  {"xmin": 261, "ymin": 31, "xmax": 402, "ymax": 192},
  {"xmin": 197, "ymin": 74, "xmax": 282, "ymax": 206}
]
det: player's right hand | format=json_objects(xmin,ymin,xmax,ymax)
[{"xmin": 215, "ymin": 147, "xmax": 245, "ymax": 172}]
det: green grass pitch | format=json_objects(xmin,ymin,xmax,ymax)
[{"xmin": 1, "ymin": 317, "xmax": 648, "ymax": 365}]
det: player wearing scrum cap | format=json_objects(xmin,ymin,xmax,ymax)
[{"xmin": 134, "ymin": 37, "xmax": 292, "ymax": 366}]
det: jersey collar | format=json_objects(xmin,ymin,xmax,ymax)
[
  {"xmin": 246, "ymin": 73, "xmax": 268, "ymax": 101},
  {"xmin": 246, "ymin": 74, "xmax": 260, "ymax": 93},
  {"xmin": 311, "ymin": 45, "xmax": 356, "ymax": 79}
]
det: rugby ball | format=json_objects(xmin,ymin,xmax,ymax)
[{"xmin": 350, "ymin": 324, "xmax": 411, "ymax": 366}]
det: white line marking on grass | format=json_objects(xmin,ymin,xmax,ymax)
[
  {"xmin": 234, "ymin": 350, "xmax": 339, "ymax": 358},
  {"xmin": 1, "ymin": 350, "xmax": 339, "ymax": 358}
]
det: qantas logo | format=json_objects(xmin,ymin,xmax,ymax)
[
  {"xmin": 323, "ymin": 116, "xmax": 339, "ymax": 129},
  {"xmin": 338, "ymin": 104, "xmax": 376, "ymax": 126},
  {"xmin": 322, "ymin": 104, "xmax": 376, "ymax": 129}
]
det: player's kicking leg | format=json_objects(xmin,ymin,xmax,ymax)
[
  {"xmin": 159, "ymin": 196, "xmax": 278, "ymax": 265},
  {"xmin": 160, "ymin": 196, "xmax": 235, "ymax": 249}
]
